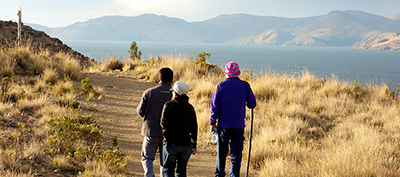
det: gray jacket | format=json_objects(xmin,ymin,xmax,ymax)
[{"xmin": 137, "ymin": 82, "xmax": 172, "ymax": 137}]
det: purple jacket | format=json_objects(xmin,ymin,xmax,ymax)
[{"xmin": 210, "ymin": 77, "xmax": 257, "ymax": 128}]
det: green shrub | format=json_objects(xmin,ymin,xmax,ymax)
[
  {"xmin": 81, "ymin": 77, "xmax": 93, "ymax": 95},
  {"xmin": 128, "ymin": 41, "xmax": 142, "ymax": 60},
  {"xmin": 47, "ymin": 114, "xmax": 101, "ymax": 155},
  {"xmin": 190, "ymin": 52, "xmax": 222, "ymax": 74},
  {"xmin": 96, "ymin": 148, "xmax": 128, "ymax": 173},
  {"xmin": 55, "ymin": 97, "xmax": 80, "ymax": 109}
]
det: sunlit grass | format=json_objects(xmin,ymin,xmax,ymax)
[
  {"xmin": 2, "ymin": 42, "xmax": 400, "ymax": 176},
  {"xmin": 131, "ymin": 54, "xmax": 400, "ymax": 176},
  {"xmin": 0, "ymin": 44, "xmax": 127, "ymax": 176}
]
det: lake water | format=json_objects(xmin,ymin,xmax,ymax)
[{"xmin": 64, "ymin": 40, "xmax": 400, "ymax": 86}]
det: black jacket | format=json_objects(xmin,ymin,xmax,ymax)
[{"xmin": 161, "ymin": 96, "xmax": 198, "ymax": 149}]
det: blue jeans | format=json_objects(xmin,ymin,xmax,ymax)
[
  {"xmin": 141, "ymin": 136, "xmax": 163, "ymax": 177},
  {"xmin": 162, "ymin": 144, "xmax": 192, "ymax": 177},
  {"xmin": 215, "ymin": 128, "xmax": 245, "ymax": 177}
]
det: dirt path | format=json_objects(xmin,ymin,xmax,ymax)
[{"xmin": 78, "ymin": 71, "xmax": 228, "ymax": 177}]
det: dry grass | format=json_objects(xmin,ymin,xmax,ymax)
[
  {"xmin": 79, "ymin": 162, "xmax": 126, "ymax": 177},
  {"xmin": 51, "ymin": 155, "xmax": 72, "ymax": 171},
  {"xmin": 2, "ymin": 43, "xmax": 400, "ymax": 176},
  {"xmin": 0, "ymin": 51, "xmax": 15, "ymax": 77},
  {"xmin": 8, "ymin": 46, "xmax": 49, "ymax": 76},
  {"xmin": 58, "ymin": 53, "xmax": 82, "ymax": 80},
  {"xmin": 0, "ymin": 45, "xmax": 127, "ymax": 176},
  {"xmin": 18, "ymin": 95, "xmax": 48, "ymax": 111},
  {"xmin": 6, "ymin": 84, "xmax": 35, "ymax": 101},
  {"xmin": 85, "ymin": 55, "xmax": 141, "ymax": 73},
  {"xmin": 132, "ymin": 55, "xmax": 400, "ymax": 177},
  {"xmin": 42, "ymin": 67, "xmax": 59, "ymax": 85},
  {"xmin": 52, "ymin": 79, "xmax": 77, "ymax": 96},
  {"xmin": 33, "ymin": 78, "xmax": 49, "ymax": 93},
  {"xmin": 0, "ymin": 102, "xmax": 11, "ymax": 115}
]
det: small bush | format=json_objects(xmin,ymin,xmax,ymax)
[
  {"xmin": 108, "ymin": 58, "xmax": 123, "ymax": 71},
  {"xmin": 190, "ymin": 52, "xmax": 221, "ymax": 74},
  {"xmin": 81, "ymin": 78, "xmax": 93, "ymax": 95},
  {"xmin": 81, "ymin": 78, "xmax": 102, "ymax": 101},
  {"xmin": 55, "ymin": 95, "xmax": 80, "ymax": 109},
  {"xmin": 128, "ymin": 41, "xmax": 142, "ymax": 60}
]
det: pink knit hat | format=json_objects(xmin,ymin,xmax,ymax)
[{"xmin": 225, "ymin": 61, "xmax": 241, "ymax": 78}]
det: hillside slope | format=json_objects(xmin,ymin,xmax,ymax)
[
  {"xmin": 285, "ymin": 11, "xmax": 379, "ymax": 46},
  {"xmin": 0, "ymin": 20, "xmax": 94, "ymax": 66},
  {"xmin": 354, "ymin": 32, "xmax": 400, "ymax": 50}
]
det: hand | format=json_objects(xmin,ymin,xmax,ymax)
[
  {"xmin": 192, "ymin": 148, "xmax": 197, "ymax": 155},
  {"xmin": 211, "ymin": 125, "xmax": 217, "ymax": 132}
]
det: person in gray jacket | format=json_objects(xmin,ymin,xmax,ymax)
[{"xmin": 137, "ymin": 67, "xmax": 173, "ymax": 177}]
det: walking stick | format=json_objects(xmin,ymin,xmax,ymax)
[{"xmin": 245, "ymin": 109, "xmax": 254, "ymax": 177}]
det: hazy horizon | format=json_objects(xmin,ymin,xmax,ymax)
[{"xmin": 0, "ymin": 0, "xmax": 399, "ymax": 28}]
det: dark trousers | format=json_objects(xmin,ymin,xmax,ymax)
[
  {"xmin": 162, "ymin": 144, "xmax": 192, "ymax": 177},
  {"xmin": 215, "ymin": 128, "xmax": 245, "ymax": 177}
]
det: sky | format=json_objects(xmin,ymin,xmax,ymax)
[{"xmin": 0, "ymin": 0, "xmax": 399, "ymax": 28}]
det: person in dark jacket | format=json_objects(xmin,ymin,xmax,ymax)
[
  {"xmin": 161, "ymin": 81, "xmax": 198, "ymax": 177},
  {"xmin": 210, "ymin": 61, "xmax": 257, "ymax": 177},
  {"xmin": 137, "ymin": 67, "xmax": 173, "ymax": 177}
]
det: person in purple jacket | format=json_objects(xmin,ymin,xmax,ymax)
[{"xmin": 210, "ymin": 61, "xmax": 257, "ymax": 177}]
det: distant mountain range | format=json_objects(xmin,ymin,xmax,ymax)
[{"xmin": 27, "ymin": 10, "xmax": 400, "ymax": 50}]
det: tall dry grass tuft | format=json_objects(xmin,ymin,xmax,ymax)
[
  {"xmin": 0, "ymin": 51, "xmax": 15, "ymax": 77},
  {"xmin": 18, "ymin": 95, "xmax": 48, "ymax": 111},
  {"xmin": 52, "ymin": 79, "xmax": 77, "ymax": 96},
  {"xmin": 133, "ymin": 55, "xmax": 400, "ymax": 176},
  {"xmin": 8, "ymin": 45, "xmax": 48, "ymax": 76},
  {"xmin": 34, "ymin": 78, "xmax": 49, "ymax": 93},
  {"xmin": 5, "ymin": 84, "xmax": 35, "ymax": 102},
  {"xmin": 42, "ymin": 68, "xmax": 59, "ymax": 85},
  {"xmin": 54, "ymin": 52, "xmax": 82, "ymax": 80},
  {"xmin": 51, "ymin": 155, "xmax": 73, "ymax": 171}
]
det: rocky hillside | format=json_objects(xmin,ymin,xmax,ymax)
[
  {"xmin": 0, "ymin": 20, "xmax": 95, "ymax": 66},
  {"xmin": 353, "ymin": 32, "xmax": 400, "ymax": 51}
]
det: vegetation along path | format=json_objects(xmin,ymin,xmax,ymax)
[{"xmin": 78, "ymin": 71, "xmax": 244, "ymax": 177}]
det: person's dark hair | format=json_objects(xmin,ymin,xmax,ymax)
[
  {"xmin": 176, "ymin": 94, "xmax": 189, "ymax": 107},
  {"xmin": 159, "ymin": 67, "xmax": 173, "ymax": 82}
]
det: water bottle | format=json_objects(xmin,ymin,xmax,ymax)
[{"xmin": 211, "ymin": 130, "xmax": 218, "ymax": 145}]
